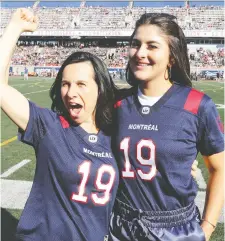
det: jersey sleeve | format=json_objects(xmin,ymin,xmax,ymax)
[
  {"xmin": 18, "ymin": 101, "xmax": 57, "ymax": 148},
  {"xmin": 198, "ymin": 98, "xmax": 224, "ymax": 156}
]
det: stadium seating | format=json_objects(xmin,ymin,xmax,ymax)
[
  {"xmin": 0, "ymin": 6, "xmax": 224, "ymax": 69},
  {"xmin": 0, "ymin": 5, "xmax": 224, "ymax": 30},
  {"xmin": 9, "ymin": 41, "xmax": 224, "ymax": 70}
]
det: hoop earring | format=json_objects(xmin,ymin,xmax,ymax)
[
  {"xmin": 168, "ymin": 66, "xmax": 172, "ymax": 80},
  {"xmin": 164, "ymin": 67, "xmax": 170, "ymax": 80}
]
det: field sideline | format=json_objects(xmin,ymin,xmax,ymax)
[{"xmin": 1, "ymin": 77, "xmax": 224, "ymax": 240}]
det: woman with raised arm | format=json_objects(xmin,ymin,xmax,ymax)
[{"xmin": 0, "ymin": 9, "xmax": 119, "ymax": 241}]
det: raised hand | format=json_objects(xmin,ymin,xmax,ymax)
[{"xmin": 9, "ymin": 8, "xmax": 38, "ymax": 33}]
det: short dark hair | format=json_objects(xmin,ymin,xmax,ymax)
[
  {"xmin": 126, "ymin": 13, "xmax": 192, "ymax": 87},
  {"xmin": 50, "ymin": 51, "xmax": 117, "ymax": 135}
]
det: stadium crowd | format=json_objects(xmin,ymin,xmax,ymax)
[
  {"xmin": 11, "ymin": 40, "xmax": 224, "ymax": 69},
  {"xmin": 13, "ymin": 40, "xmax": 129, "ymax": 68},
  {"xmin": 1, "ymin": 5, "xmax": 224, "ymax": 30},
  {"xmin": 189, "ymin": 46, "xmax": 224, "ymax": 68},
  {"xmin": 1, "ymin": 5, "xmax": 224, "ymax": 73}
]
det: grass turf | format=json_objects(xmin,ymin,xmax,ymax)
[{"xmin": 1, "ymin": 77, "xmax": 224, "ymax": 240}]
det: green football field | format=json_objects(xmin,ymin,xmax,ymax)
[{"xmin": 1, "ymin": 77, "xmax": 224, "ymax": 240}]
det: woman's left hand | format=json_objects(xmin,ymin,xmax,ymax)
[{"xmin": 191, "ymin": 159, "xmax": 198, "ymax": 179}]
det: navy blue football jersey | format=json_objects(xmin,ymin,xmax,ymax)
[
  {"xmin": 113, "ymin": 83, "xmax": 224, "ymax": 211},
  {"xmin": 16, "ymin": 101, "xmax": 119, "ymax": 241}
]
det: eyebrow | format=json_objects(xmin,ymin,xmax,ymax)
[
  {"xmin": 132, "ymin": 39, "xmax": 160, "ymax": 45},
  {"xmin": 62, "ymin": 79, "xmax": 88, "ymax": 83}
]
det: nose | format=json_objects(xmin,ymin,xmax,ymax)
[
  {"xmin": 67, "ymin": 83, "xmax": 79, "ymax": 98},
  {"xmin": 136, "ymin": 45, "xmax": 148, "ymax": 59}
]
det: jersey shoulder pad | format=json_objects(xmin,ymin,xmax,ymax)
[
  {"xmin": 183, "ymin": 87, "xmax": 206, "ymax": 115},
  {"xmin": 114, "ymin": 87, "xmax": 136, "ymax": 108}
]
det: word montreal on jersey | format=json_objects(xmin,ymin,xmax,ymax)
[
  {"xmin": 83, "ymin": 148, "xmax": 113, "ymax": 158},
  {"xmin": 128, "ymin": 123, "xmax": 159, "ymax": 131}
]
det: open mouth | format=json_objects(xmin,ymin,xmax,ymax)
[
  {"xmin": 70, "ymin": 103, "xmax": 82, "ymax": 109},
  {"xmin": 68, "ymin": 103, "xmax": 83, "ymax": 118}
]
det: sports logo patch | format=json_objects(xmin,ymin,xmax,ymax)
[
  {"xmin": 88, "ymin": 135, "xmax": 98, "ymax": 143},
  {"xmin": 142, "ymin": 107, "xmax": 150, "ymax": 114},
  {"xmin": 103, "ymin": 235, "xmax": 109, "ymax": 241}
]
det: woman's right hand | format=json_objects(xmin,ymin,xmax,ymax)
[{"xmin": 9, "ymin": 8, "xmax": 38, "ymax": 34}]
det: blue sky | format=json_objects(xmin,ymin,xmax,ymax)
[{"xmin": 1, "ymin": 1, "xmax": 224, "ymax": 8}]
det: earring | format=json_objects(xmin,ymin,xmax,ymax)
[
  {"xmin": 164, "ymin": 66, "xmax": 171, "ymax": 80},
  {"xmin": 168, "ymin": 66, "xmax": 172, "ymax": 80}
]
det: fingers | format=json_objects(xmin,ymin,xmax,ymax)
[
  {"xmin": 12, "ymin": 8, "xmax": 36, "ymax": 23},
  {"xmin": 33, "ymin": 15, "xmax": 38, "ymax": 24},
  {"xmin": 192, "ymin": 159, "xmax": 198, "ymax": 171},
  {"xmin": 191, "ymin": 159, "xmax": 199, "ymax": 180},
  {"xmin": 11, "ymin": 8, "xmax": 39, "ymax": 32},
  {"xmin": 20, "ymin": 8, "xmax": 36, "ymax": 23},
  {"xmin": 191, "ymin": 170, "xmax": 197, "ymax": 179},
  {"xmin": 193, "ymin": 159, "xmax": 199, "ymax": 166},
  {"xmin": 192, "ymin": 164, "xmax": 197, "ymax": 171}
]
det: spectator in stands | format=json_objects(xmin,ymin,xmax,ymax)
[
  {"xmin": 9, "ymin": 41, "xmax": 224, "ymax": 71},
  {"xmin": 1, "ymin": 4, "xmax": 224, "ymax": 31}
]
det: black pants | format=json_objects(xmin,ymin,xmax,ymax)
[{"xmin": 109, "ymin": 199, "xmax": 205, "ymax": 241}]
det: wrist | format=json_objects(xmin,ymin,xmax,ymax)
[
  {"xmin": 201, "ymin": 219, "xmax": 216, "ymax": 229},
  {"xmin": 201, "ymin": 220, "xmax": 216, "ymax": 234},
  {"xmin": 6, "ymin": 22, "xmax": 23, "ymax": 35}
]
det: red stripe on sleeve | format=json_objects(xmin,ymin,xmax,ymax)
[
  {"xmin": 114, "ymin": 100, "xmax": 122, "ymax": 108},
  {"xmin": 59, "ymin": 116, "xmax": 70, "ymax": 128},
  {"xmin": 217, "ymin": 116, "xmax": 224, "ymax": 133},
  {"xmin": 183, "ymin": 89, "xmax": 204, "ymax": 114}
]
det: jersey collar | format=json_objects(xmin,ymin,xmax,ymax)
[{"xmin": 133, "ymin": 83, "xmax": 179, "ymax": 117}]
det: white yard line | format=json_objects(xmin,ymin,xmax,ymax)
[
  {"xmin": 0, "ymin": 162, "xmax": 224, "ymax": 223},
  {"xmin": 0, "ymin": 178, "xmax": 223, "ymax": 223},
  {"xmin": 23, "ymin": 89, "xmax": 49, "ymax": 95},
  {"xmin": 0, "ymin": 179, "xmax": 32, "ymax": 209},
  {"xmin": 196, "ymin": 82, "xmax": 224, "ymax": 88},
  {"xmin": 12, "ymin": 82, "xmax": 45, "ymax": 87},
  {"xmin": 200, "ymin": 87, "xmax": 224, "ymax": 92},
  {"xmin": 216, "ymin": 104, "xmax": 225, "ymax": 109},
  {"xmin": 0, "ymin": 159, "xmax": 31, "ymax": 178},
  {"xmin": 0, "ymin": 157, "xmax": 224, "ymax": 223},
  {"xmin": 11, "ymin": 83, "xmax": 29, "ymax": 87}
]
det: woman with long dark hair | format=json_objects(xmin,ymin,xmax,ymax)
[
  {"xmin": 0, "ymin": 9, "xmax": 119, "ymax": 241},
  {"xmin": 110, "ymin": 13, "xmax": 224, "ymax": 241}
]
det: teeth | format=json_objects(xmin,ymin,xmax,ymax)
[{"xmin": 138, "ymin": 64, "xmax": 149, "ymax": 66}]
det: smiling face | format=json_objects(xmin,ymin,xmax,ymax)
[
  {"xmin": 61, "ymin": 62, "xmax": 98, "ymax": 125},
  {"xmin": 129, "ymin": 24, "xmax": 171, "ymax": 84}
]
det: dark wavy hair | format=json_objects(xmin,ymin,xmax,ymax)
[
  {"xmin": 50, "ymin": 51, "xmax": 117, "ymax": 135},
  {"xmin": 126, "ymin": 13, "xmax": 192, "ymax": 87}
]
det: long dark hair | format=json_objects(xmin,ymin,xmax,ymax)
[
  {"xmin": 50, "ymin": 51, "xmax": 117, "ymax": 135},
  {"xmin": 126, "ymin": 13, "xmax": 192, "ymax": 87}
]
